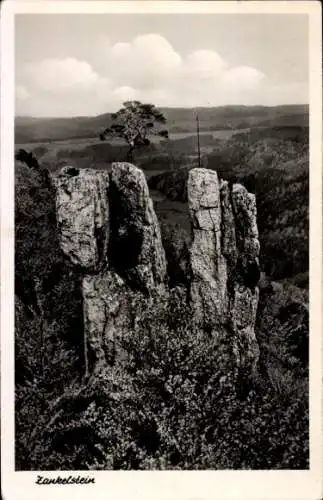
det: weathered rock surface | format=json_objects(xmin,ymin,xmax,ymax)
[
  {"xmin": 55, "ymin": 167, "xmax": 109, "ymax": 271},
  {"xmin": 82, "ymin": 271, "xmax": 131, "ymax": 372},
  {"xmin": 188, "ymin": 168, "xmax": 260, "ymax": 373},
  {"xmin": 56, "ymin": 162, "xmax": 167, "ymax": 372},
  {"xmin": 55, "ymin": 163, "xmax": 261, "ymax": 378},
  {"xmin": 220, "ymin": 180, "xmax": 237, "ymax": 265},
  {"xmin": 231, "ymin": 284, "xmax": 260, "ymax": 375},
  {"xmin": 109, "ymin": 162, "xmax": 167, "ymax": 292},
  {"xmin": 231, "ymin": 183, "xmax": 259, "ymax": 256},
  {"xmin": 188, "ymin": 169, "xmax": 229, "ymax": 329}
]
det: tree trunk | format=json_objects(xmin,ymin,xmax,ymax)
[{"xmin": 126, "ymin": 146, "xmax": 134, "ymax": 163}]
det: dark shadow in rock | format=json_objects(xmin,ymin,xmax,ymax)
[
  {"xmin": 64, "ymin": 166, "xmax": 79, "ymax": 177},
  {"xmin": 159, "ymin": 221, "xmax": 191, "ymax": 288},
  {"xmin": 108, "ymin": 180, "xmax": 144, "ymax": 284},
  {"xmin": 94, "ymin": 225, "xmax": 107, "ymax": 267},
  {"xmin": 243, "ymin": 260, "xmax": 261, "ymax": 290}
]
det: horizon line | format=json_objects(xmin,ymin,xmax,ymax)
[{"xmin": 15, "ymin": 102, "xmax": 309, "ymax": 121}]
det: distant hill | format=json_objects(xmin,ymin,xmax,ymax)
[{"xmin": 15, "ymin": 104, "xmax": 309, "ymax": 144}]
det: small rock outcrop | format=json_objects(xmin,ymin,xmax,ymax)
[{"xmin": 55, "ymin": 163, "xmax": 260, "ymax": 378}]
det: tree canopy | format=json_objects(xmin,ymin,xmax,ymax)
[{"xmin": 100, "ymin": 100, "xmax": 169, "ymax": 161}]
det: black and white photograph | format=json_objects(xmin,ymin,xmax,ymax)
[{"xmin": 1, "ymin": 1, "xmax": 322, "ymax": 494}]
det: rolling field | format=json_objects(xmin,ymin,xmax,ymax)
[
  {"xmin": 15, "ymin": 104, "xmax": 309, "ymax": 144},
  {"xmin": 16, "ymin": 128, "xmax": 247, "ymax": 152},
  {"xmin": 15, "ymin": 128, "xmax": 248, "ymax": 175}
]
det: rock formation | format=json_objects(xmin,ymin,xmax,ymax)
[
  {"xmin": 188, "ymin": 169, "xmax": 229, "ymax": 327},
  {"xmin": 109, "ymin": 162, "xmax": 167, "ymax": 292},
  {"xmin": 55, "ymin": 166, "xmax": 109, "ymax": 271},
  {"xmin": 55, "ymin": 163, "xmax": 260, "ymax": 378},
  {"xmin": 56, "ymin": 162, "xmax": 167, "ymax": 373},
  {"xmin": 188, "ymin": 169, "xmax": 260, "ymax": 374},
  {"xmin": 82, "ymin": 271, "xmax": 131, "ymax": 371}
]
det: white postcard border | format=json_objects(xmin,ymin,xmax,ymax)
[{"xmin": 1, "ymin": 2, "xmax": 322, "ymax": 500}]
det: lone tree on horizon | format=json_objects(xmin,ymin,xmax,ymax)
[{"xmin": 99, "ymin": 100, "xmax": 169, "ymax": 162}]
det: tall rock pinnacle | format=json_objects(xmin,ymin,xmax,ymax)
[
  {"xmin": 188, "ymin": 168, "xmax": 260, "ymax": 375},
  {"xmin": 55, "ymin": 162, "xmax": 167, "ymax": 373}
]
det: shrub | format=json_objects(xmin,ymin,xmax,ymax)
[{"xmin": 17, "ymin": 289, "xmax": 309, "ymax": 470}]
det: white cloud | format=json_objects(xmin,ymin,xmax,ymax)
[
  {"xmin": 23, "ymin": 57, "xmax": 105, "ymax": 94},
  {"xmin": 220, "ymin": 66, "xmax": 265, "ymax": 89},
  {"xmin": 102, "ymin": 36, "xmax": 265, "ymax": 108},
  {"xmin": 111, "ymin": 85, "xmax": 140, "ymax": 102},
  {"xmin": 108, "ymin": 34, "xmax": 181, "ymax": 89},
  {"xmin": 16, "ymin": 33, "xmax": 305, "ymax": 116},
  {"xmin": 17, "ymin": 57, "xmax": 115, "ymax": 116},
  {"xmin": 183, "ymin": 50, "xmax": 227, "ymax": 80}
]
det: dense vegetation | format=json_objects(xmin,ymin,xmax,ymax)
[
  {"xmin": 16, "ymin": 291, "xmax": 308, "ymax": 470},
  {"xmin": 15, "ymin": 119, "xmax": 309, "ymax": 470}
]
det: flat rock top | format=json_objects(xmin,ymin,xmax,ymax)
[{"xmin": 188, "ymin": 168, "xmax": 220, "ymax": 211}]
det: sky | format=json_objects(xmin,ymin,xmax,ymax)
[{"xmin": 15, "ymin": 14, "xmax": 309, "ymax": 117}]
